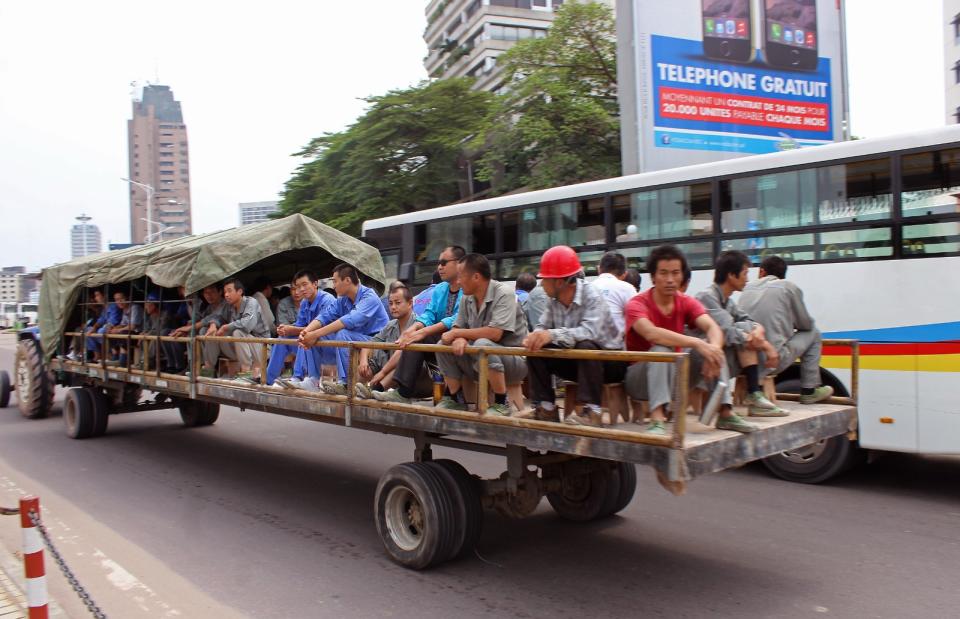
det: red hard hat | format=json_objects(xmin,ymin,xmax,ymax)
[{"xmin": 537, "ymin": 245, "xmax": 581, "ymax": 279}]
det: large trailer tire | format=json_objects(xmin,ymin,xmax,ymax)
[
  {"xmin": 14, "ymin": 338, "xmax": 54, "ymax": 419},
  {"xmin": 64, "ymin": 387, "xmax": 95, "ymax": 439},
  {"xmin": 609, "ymin": 462, "xmax": 638, "ymax": 516},
  {"xmin": 547, "ymin": 464, "xmax": 617, "ymax": 522},
  {"xmin": 178, "ymin": 400, "xmax": 220, "ymax": 427},
  {"xmin": 423, "ymin": 462, "xmax": 468, "ymax": 562},
  {"xmin": 375, "ymin": 462, "xmax": 460, "ymax": 570},
  {"xmin": 763, "ymin": 378, "xmax": 864, "ymax": 484},
  {"xmin": 86, "ymin": 388, "xmax": 110, "ymax": 437},
  {"xmin": 430, "ymin": 459, "xmax": 483, "ymax": 558},
  {"xmin": 0, "ymin": 371, "xmax": 10, "ymax": 408}
]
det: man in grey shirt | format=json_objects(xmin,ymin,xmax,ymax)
[
  {"xmin": 738, "ymin": 255, "xmax": 833, "ymax": 404},
  {"xmin": 203, "ymin": 278, "xmax": 268, "ymax": 380},
  {"xmin": 523, "ymin": 245, "xmax": 624, "ymax": 427},
  {"xmin": 437, "ymin": 254, "xmax": 528, "ymax": 417},
  {"xmin": 356, "ymin": 283, "xmax": 429, "ymax": 399}
]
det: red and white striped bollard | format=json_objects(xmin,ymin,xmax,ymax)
[{"xmin": 19, "ymin": 496, "xmax": 48, "ymax": 619}]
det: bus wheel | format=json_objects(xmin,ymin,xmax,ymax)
[
  {"xmin": 15, "ymin": 338, "xmax": 53, "ymax": 419},
  {"xmin": 64, "ymin": 387, "xmax": 95, "ymax": 439},
  {"xmin": 429, "ymin": 459, "xmax": 483, "ymax": 559},
  {"xmin": 375, "ymin": 462, "xmax": 460, "ymax": 570},
  {"xmin": 546, "ymin": 461, "xmax": 617, "ymax": 522},
  {"xmin": 178, "ymin": 400, "xmax": 220, "ymax": 427},
  {"xmin": 0, "ymin": 371, "xmax": 11, "ymax": 408}
]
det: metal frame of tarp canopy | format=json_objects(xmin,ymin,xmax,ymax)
[{"xmin": 37, "ymin": 214, "xmax": 386, "ymax": 360}]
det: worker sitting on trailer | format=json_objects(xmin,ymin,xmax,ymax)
[
  {"xmin": 435, "ymin": 253, "xmax": 528, "ymax": 417},
  {"xmin": 297, "ymin": 264, "xmax": 389, "ymax": 394},
  {"xmin": 202, "ymin": 278, "xmax": 270, "ymax": 382},
  {"xmin": 105, "ymin": 290, "xmax": 144, "ymax": 366},
  {"xmin": 523, "ymin": 245, "xmax": 625, "ymax": 427},
  {"xmin": 624, "ymin": 244, "xmax": 757, "ymax": 435},
  {"xmin": 355, "ymin": 283, "xmax": 424, "ymax": 399},
  {"xmin": 693, "ymin": 250, "xmax": 785, "ymax": 417},
  {"xmin": 274, "ymin": 280, "xmax": 300, "ymax": 327},
  {"xmin": 166, "ymin": 284, "xmax": 227, "ymax": 375},
  {"xmin": 737, "ymin": 255, "xmax": 834, "ymax": 405},
  {"xmin": 81, "ymin": 288, "xmax": 121, "ymax": 362},
  {"xmin": 373, "ymin": 245, "xmax": 466, "ymax": 405},
  {"xmin": 140, "ymin": 291, "xmax": 174, "ymax": 370},
  {"xmin": 271, "ymin": 270, "xmax": 336, "ymax": 387}
]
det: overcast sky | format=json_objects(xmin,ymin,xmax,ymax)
[{"xmin": 0, "ymin": 0, "xmax": 947, "ymax": 271}]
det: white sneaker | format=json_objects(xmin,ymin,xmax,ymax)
[{"xmin": 299, "ymin": 377, "xmax": 321, "ymax": 392}]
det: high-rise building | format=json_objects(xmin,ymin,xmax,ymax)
[
  {"xmin": 0, "ymin": 267, "xmax": 28, "ymax": 303},
  {"xmin": 239, "ymin": 201, "xmax": 280, "ymax": 226},
  {"xmin": 946, "ymin": 1, "xmax": 960, "ymax": 123},
  {"xmin": 127, "ymin": 84, "xmax": 193, "ymax": 244},
  {"xmin": 423, "ymin": 0, "xmax": 567, "ymax": 92},
  {"xmin": 71, "ymin": 214, "xmax": 102, "ymax": 258}
]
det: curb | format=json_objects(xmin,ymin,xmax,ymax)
[{"xmin": 0, "ymin": 537, "xmax": 68, "ymax": 618}]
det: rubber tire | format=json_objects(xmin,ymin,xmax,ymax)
[
  {"xmin": 424, "ymin": 462, "xmax": 468, "ymax": 562},
  {"xmin": 762, "ymin": 378, "xmax": 863, "ymax": 484},
  {"xmin": 0, "ymin": 370, "xmax": 10, "ymax": 408},
  {"xmin": 430, "ymin": 459, "xmax": 483, "ymax": 558},
  {"xmin": 64, "ymin": 387, "xmax": 95, "ymax": 439},
  {"xmin": 86, "ymin": 388, "xmax": 110, "ymax": 437},
  {"xmin": 14, "ymin": 338, "xmax": 54, "ymax": 419},
  {"xmin": 374, "ymin": 462, "xmax": 459, "ymax": 570},
  {"xmin": 610, "ymin": 462, "xmax": 638, "ymax": 515},
  {"xmin": 179, "ymin": 400, "xmax": 220, "ymax": 427},
  {"xmin": 547, "ymin": 464, "xmax": 616, "ymax": 522}
]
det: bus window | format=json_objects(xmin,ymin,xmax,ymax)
[
  {"xmin": 366, "ymin": 226, "xmax": 401, "ymax": 251},
  {"xmin": 901, "ymin": 148, "xmax": 960, "ymax": 217},
  {"xmin": 722, "ymin": 233, "xmax": 815, "ymax": 264},
  {"xmin": 619, "ymin": 241, "xmax": 713, "ymax": 272},
  {"xmin": 612, "ymin": 183, "xmax": 712, "ymax": 242},
  {"xmin": 721, "ymin": 170, "xmax": 817, "ymax": 233},
  {"xmin": 413, "ymin": 217, "xmax": 473, "ymax": 283},
  {"xmin": 819, "ymin": 227, "xmax": 893, "ymax": 259},
  {"xmin": 816, "ymin": 158, "xmax": 892, "ymax": 224},
  {"xmin": 902, "ymin": 222, "xmax": 960, "ymax": 255},
  {"xmin": 499, "ymin": 255, "xmax": 540, "ymax": 280},
  {"xmin": 502, "ymin": 198, "xmax": 605, "ymax": 252}
]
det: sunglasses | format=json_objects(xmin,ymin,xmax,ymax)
[{"xmin": 437, "ymin": 258, "xmax": 457, "ymax": 266}]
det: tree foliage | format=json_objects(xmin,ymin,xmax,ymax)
[
  {"xmin": 278, "ymin": 78, "xmax": 494, "ymax": 234},
  {"xmin": 475, "ymin": 2, "xmax": 620, "ymax": 193}
]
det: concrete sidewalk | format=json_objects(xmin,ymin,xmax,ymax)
[{"xmin": 0, "ymin": 542, "xmax": 26, "ymax": 619}]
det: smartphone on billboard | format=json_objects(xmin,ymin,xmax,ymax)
[
  {"xmin": 701, "ymin": 0, "xmax": 755, "ymax": 63},
  {"xmin": 762, "ymin": 0, "xmax": 819, "ymax": 71}
]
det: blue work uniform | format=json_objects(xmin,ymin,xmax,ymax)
[
  {"xmin": 266, "ymin": 291, "xmax": 336, "ymax": 384},
  {"xmin": 310, "ymin": 284, "xmax": 389, "ymax": 382},
  {"xmin": 87, "ymin": 303, "xmax": 123, "ymax": 353}
]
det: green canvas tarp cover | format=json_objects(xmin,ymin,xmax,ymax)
[{"xmin": 38, "ymin": 214, "xmax": 386, "ymax": 360}]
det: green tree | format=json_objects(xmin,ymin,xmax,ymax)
[
  {"xmin": 278, "ymin": 78, "xmax": 494, "ymax": 234},
  {"xmin": 476, "ymin": 2, "xmax": 620, "ymax": 193}
]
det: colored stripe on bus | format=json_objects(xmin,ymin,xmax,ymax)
[
  {"xmin": 824, "ymin": 321, "xmax": 960, "ymax": 343},
  {"xmin": 821, "ymin": 354, "xmax": 960, "ymax": 372}
]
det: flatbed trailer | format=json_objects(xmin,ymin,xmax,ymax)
[{"xmin": 32, "ymin": 335, "xmax": 858, "ymax": 569}]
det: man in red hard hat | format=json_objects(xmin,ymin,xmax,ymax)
[{"xmin": 523, "ymin": 245, "xmax": 625, "ymax": 427}]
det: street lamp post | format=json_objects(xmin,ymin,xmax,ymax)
[{"xmin": 121, "ymin": 177, "xmax": 155, "ymax": 243}]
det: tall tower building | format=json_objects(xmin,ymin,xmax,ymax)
[
  {"xmin": 946, "ymin": 1, "xmax": 960, "ymax": 123},
  {"xmin": 71, "ymin": 214, "xmax": 102, "ymax": 258},
  {"xmin": 127, "ymin": 84, "xmax": 193, "ymax": 244}
]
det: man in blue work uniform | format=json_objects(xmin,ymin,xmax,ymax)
[
  {"xmin": 373, "ymin": 245, "xmax": 465, "ymax": 404},
  {"xmin": 298, "ymin": 264, "xmax": 389, "ymax": 394},
  {"xmin": 269, "ymin": 270, "xmax": 335, "ymax": 387},
  {"xmin": 85, "ymin": 288, "xmax": 123, "ymax": 361}
]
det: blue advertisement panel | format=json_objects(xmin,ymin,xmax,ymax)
[{"xmin": 652, "ymin": 34, "xmax": 832, "ymax": 154}]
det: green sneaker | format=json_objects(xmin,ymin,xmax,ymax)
[
  {"xmin": 485, "ymin": 402, "xmax": 511, "ymax": 417},
  {"xmin": 745, "ymin": 392, "xmax": 788, "ymax": 417},
  {"xmin": 372, "ymin": 388, "xmax": 411, "ymax": 404},
  {"xmin": 716, "ymin": 413, "xmax": 758, "ymax": 433},
  {"xmin": 436, "ymin": 395, "xmax": 468, "ymax": 411},
  {"xmin": 233, "ymin": 371, "xmax": 259, "ymax": 385},
  {"xmin": 354, "ymin": 383, "xmax": 375, "ymax": 400},
  {"xmin": 200, "ymin": 367, "xmax": 215, "ymax": 378},
  {"xmin": 321, "ymin": 378, "xmax": 348, "ymax": 396},
  {"xmin": 644, "ymin": 420, "xmax": 667, "ymax": 435},
  {"xmin": 799, "ymin": 385, "xmax": 834, "ymax": 405}
]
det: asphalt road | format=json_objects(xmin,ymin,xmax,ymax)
[{"xmin": 0, "ymin": 336, "xmax": 958, "ymax": 618}]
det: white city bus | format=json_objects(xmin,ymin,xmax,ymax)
[{"xmin": 362, "ymin": 125, "xmax": 960, "ymax": 480}]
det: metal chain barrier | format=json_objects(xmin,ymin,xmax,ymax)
[
  {"xmin": 0, "ymin": 506, "xmax": 18, "ymax": 516},
  {"xmin": 27, "ymin": 509, "xmax": 107, "ymax": 619}
]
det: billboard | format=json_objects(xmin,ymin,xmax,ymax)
[{"xmin": 616, "ymin": 0, "xmax": 848, "ymax": 173}]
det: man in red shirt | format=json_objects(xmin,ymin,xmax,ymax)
[{"xmin": 624, "ymin": 245, "xmax": 757, "ymax": 435}]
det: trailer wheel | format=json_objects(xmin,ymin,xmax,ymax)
[
  {"xmin": 86, "ymin": 388, "xmax": 110, "ymax": 437},
  {"xmin": 547, "ymin": 464, "xmax": 617, "ymax": 522},
  {"xmin": 179, "ymin": 400, "xmax": 220, "ymax": 427},
  {"xmin": 430, "ymin": 459, "xmax": 483, "ymax": 558},
  {"xmin": 14, "ymin": 338, "xmax": 54, "ymax": 419},
  {"xmin": 375, "ymin": 462, "xmax": 459, "ymax": 570},
  {"xmin": 64, "ymin": 387, "xmax": 95, "ymax": 439},
  {"xmin": 763, "ymin": 378, "xmax": 864, "ymax": 484},
  {"xmin": 606, "ymin": 462, "xmax": 638, "ymax": 516},
  {"xmin": 0, "ymin": 371, "xmax": 11, "ymax": 408}
]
